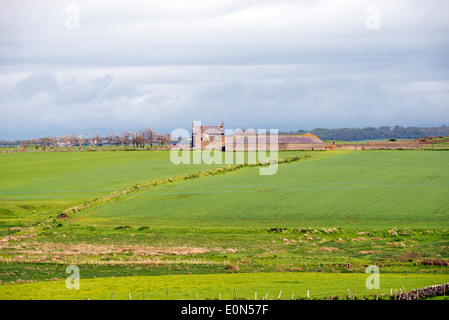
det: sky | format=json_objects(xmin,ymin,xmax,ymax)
[{"xmin": 0, "ymin": 0, "xmax": 448, "ymax": 140}]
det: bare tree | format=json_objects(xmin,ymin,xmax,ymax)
[
  {"xmin": 71, "ymin": 134, "xmax": 83, "ymax": 151},
  {"xmin": 48, "ymin": 137, "xmax": 57, "ymax": 151},
  {"xmin": 139, "ymin": 132, "xmax": 146, "ymax": 149},
  {"xmin": 131, "ymin": 132, "xmax": 137, "ymax": 149},
  {"xmin": 122, "ymin": 131, "xmax": 131, "ymax": 150},
  {"xmin": 61, "ymin": 135, "xmax": 71, "ymax": 151},
  {"xmin": 39, "ymin": 138, "xmax": 49, "ymax": 151},
  {"xmin": 132, "ymin": 132, "xmax": 143, "ymax": 149},
  {"xmin": 95, "ymin": 132, "xmax": 101, "ymax": 151},
  {"xmin": 156, "ymin": 133, "xmax": 171, "ymax": 147},
  {"xmin": 70, "ymin": 135, "xmax": 76, "ymax": 151},
  {"xmin": 164, "ymin": 133, "xmax": 171, "ymax": 147},
  {"xmin": 31, "ymin": 138, "xmax": 39, "ymax": 151},
  {"xmin": 87, "ymin": 132, "xmax": 93, "ymax": 150},
  {"xmin": 143, "ymin": 128, "xmax": 155, "ymax": 149},
  {"xmin": 136, "ymin": 130, "xmax": 145, "ymax": 149},
  {"xmin": 107, "ymin": 133, "xmax": 114, "ymax": 150},
  {"xmin": 114, "ymin": 133, "xmax": 122, "ymax": 150},
  {"xmin": 20, "ymin": 140, "xmax": 29, "ymax": 150}
]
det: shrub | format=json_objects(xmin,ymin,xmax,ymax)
[
  {"xmin": 115, "ymin": 226, "xmax": 132, "ymax": 230},
  {"xmin": 268, "ymin": 228, "xmax": 288, "ymax": 233}
]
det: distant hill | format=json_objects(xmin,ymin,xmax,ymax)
[{"xmin": 281, "ymin": 126, "xmax": 449, "ymax": 142}]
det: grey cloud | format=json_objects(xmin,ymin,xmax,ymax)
[
  {"xmin": 100, "ymin": 84, "xmax": 139, "ymax": 100},
  {"xmin": 56, "ymin": 74, "xmax": 113, "ymax": 105},
  {"xmin": 13, "ymin": 71, "xmax": 59, "ymax": 99},
  {"xmin": 7, "ymin": 72, "xmax": 113, "ymax": 105},
  {"xmin": 0, "ymin": 1, "xmax": 448, "ymax": 139},
  {"xmin": 1, "ymin": 0, "xmax": 448, "ymax": 66},
  {"xmin": 192, "ymin": 76, "xmax": 449, "ymax": 130}
]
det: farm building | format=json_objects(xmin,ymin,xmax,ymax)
[{"xmin": 191, "ymin": 121, "xmax": 324, "ymax": 151}]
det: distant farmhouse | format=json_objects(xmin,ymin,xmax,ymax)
[
  {"xmin": 191, "ymin": 122, "xmax": 324, "ymax": 151},
  {"xmin": 191, "ymin": 121, "xmax": 421, "ymax": 151}
]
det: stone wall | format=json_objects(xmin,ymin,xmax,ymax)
[
  {"xmin": 325, "ymin": 141, "xmax": 419, "ymax": 150},
  {"xmin": 397, "ymin": 283, "xmax": 449, "ymax": 300},
  {"xmin": 278, "ymin": 143, "xmax": 325, "ymax": 151},
  {"xmin": 229, "ymin": 143, "xmax": 324, "ymax": 151}
]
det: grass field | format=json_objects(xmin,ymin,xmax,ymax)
[
  {"xmin": 71, "ymin": 150, "xmax": 449, "ymax": 228},
  {"xmin": 1, "ymin": 272, "xmax": 448, "ymax": 300},
  {"xmin": 0, "ymin": 150, "xmax": 304, "ymax": 231},
  {"xmin": 1, "ymin": 149, "xmax": 448, "ymax": 300}
]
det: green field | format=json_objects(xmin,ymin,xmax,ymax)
[
  {"xmin": 1, "ymin": 272, "xmax": 448, "ymax": 300},
  {"xmin": 72, "ymin": 150, "xmax": 449, "ymax": 228},
  {"xmin": 0, "ymin": 149, "xmax": 448, "ymax": 300},
  {"xmin": 0, "ymin": 150, "xmax": 304, "ymax": 231}
]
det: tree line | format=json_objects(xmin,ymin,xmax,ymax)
[
  {"xmin": 2, "ymin": 125, "xmax": 449, "ymax": 149},
  {"xmin": 285, "ymin": 125, "xmax": 449, "ymax": 141},
  {"xmin": 7, "ymin": 128, "xmax": 171, "ymax": 151}
]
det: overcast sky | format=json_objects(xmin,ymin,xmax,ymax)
[{"xmin": 0, "ymin": 0, "xmax": 448, "ymax": 140}]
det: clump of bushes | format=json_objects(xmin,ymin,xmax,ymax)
[
  {"xmin": 114, "ymin": 225, "xmax": 132, "ymax": 230},
  {"xmin": 268, "ymin": 228, "xmax": 288, "ymax": 233},
  {"xmin": 421, "ymin": 259, "xmax": 449, "ymax": 266}
]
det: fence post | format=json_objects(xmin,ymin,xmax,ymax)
[{"xmin": 234, "ymin": 288, "xmax": 237, "ymax": 300}]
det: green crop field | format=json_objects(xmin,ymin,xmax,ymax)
[
  {"xmin": 0, "ymin": 150, "xmax": 304, "ymax": 231},
  {"xmin": 1, "ymin": 272, "xmax": 448, "ymax": 300},
  {"xmin": 72, "ymin": 150, "xmax": 449, "ymax": 228},
  {"xmin": 0, "ymin": 149, "xmax": 448, "ymax": 300}
]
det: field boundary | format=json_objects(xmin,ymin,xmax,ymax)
[
  {"xmin": 59, "ymin": 154, "xmax": 312, "ymax": 218},
  {"xmin": 6, "ymin": 280, "xmax": 447, "ymax": 301},
  {"xmin": 79, "ymin": 281, "xmax": 449, "ymax": 300},
  {"xmin": 397, "ymin": 282, "xmax": 449, "ymax": 300}
]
